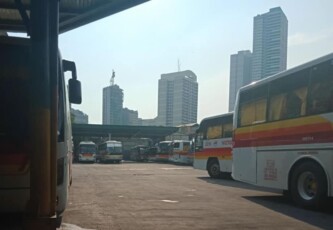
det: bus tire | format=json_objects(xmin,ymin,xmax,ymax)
[
  {"xmin": 55, "ymin": 216, "xmax": 63, "ymax": 228},
  {"xmin": 207, "ymin": 160, "xmax": 221, "ymax": 179},
  {"xmin": 290, "ymin": 161, "xmax": 327, "ymax": 208}
]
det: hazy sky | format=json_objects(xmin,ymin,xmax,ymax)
[{"xmin": 60, "ymin": 0, "xmax": 333, "ymax": 125}]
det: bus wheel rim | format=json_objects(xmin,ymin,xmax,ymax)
[
  {"xmin": 297, "ymin": 171, "xmax": 317, "ymax": 200},
  {"xmin": 211, "ymin": 164, "xmax": 219, "ymax": 175}
]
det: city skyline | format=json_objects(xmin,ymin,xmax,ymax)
[
  {"xmin": 62, "ymin": 1, "xmax": 333, "ymax": 124},
  {"xmin": 228, "ymin": 7, "xmax": 288, "ymax": 111},
  {"xmin": 100, "ymin": 70, "xmax": 198, "ymax": 126}
]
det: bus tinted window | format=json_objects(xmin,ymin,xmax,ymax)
[
  {"xmin": 308, "ymin": 60, "xmax": 333, "ymax": 115},
  {"xmin": 173, "ymin": 142, "xmax": 180, "ymax": 148},
  {"xmin": 80, "ymin": 145, "xmax": 96, "ymax": 153},
  {"xmin": 207, "ymin": 125, "xmax": 222, "ymax": 139},
  {"xmin": 107, "ymin": 146, "xmax": 122, "ymax": 153},
  {"xmin": 239, "ymin": 85, "xmax": 268, "ymax": 127},
  {"xmin": 239, "ymin": 98, "xmax": 267, "ymax": 126},
  {"xmin": 222, "ymin": 123, "xmax": 233, "ymax": 138},
  {"xmin": 268, "ymin": 69, "xmax": 308, "ymax": 121}
]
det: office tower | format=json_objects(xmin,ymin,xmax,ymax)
[
  {"xmin": 252, "ymin": 7, "xmax": 288, "ymax": 81},
  {"xmin": 102, "ymin": 83, "xmax": 124, "ymax": 125},
  {"xmin": 122, "ymin": 108, "xmax": 139, "ymax": 126},
  {"xmin": 228, "ymin": 50, "xmax": 252, "ymax": 111},
  {"xmin": 157, "ymin": 70, "xmax": 198, "ymax": 126}
]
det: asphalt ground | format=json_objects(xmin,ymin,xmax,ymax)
[{"xmin": 61, "ymin": 162, "xmax": 333, "ymax": 230}]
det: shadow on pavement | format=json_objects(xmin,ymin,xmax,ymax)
[
  {"xmin": 197, "ymin": 176, "xmax": 282, "ymax": 194},
  {"xmin": 199, "ymin": 176, "xmax": 333, "ymax": 228},
  {"xmin": 243, "ymin": 195, "xmax": 333, "ymax": 229}
]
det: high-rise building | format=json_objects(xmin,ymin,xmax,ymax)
[
  {"xmin": 122, "ymin": 108, "xmax": 139, "ymax": 126},
  {"xmin": 102, "ymin": 84, "xmax": 123, "ymax": 125},
  {"xmin": 228, "ymin": 50, "xmax": 252, "ymax": 111},
  {"xmin": 157, "ymin": 70, "xmax": 198, "ymax": 126},
  {"xmin": 252, "ymin": 7, "xmax": 288, "ymax": 81}
]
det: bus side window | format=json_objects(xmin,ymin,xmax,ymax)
[
  {"xmin": 282, "ymin": 92, "xmax": 302, "ymax": 119},
  {"xmin": 239, "ymin": 98, "xmax": 267, "ymax": 126},
  {"xmin": 308, "ymin": 61, "xmax": 333, "ymax": 115},
  {"xmin": 207, "ymin": 125, "xmax": 222, "ymax": 139},
  {"xmin": 223, "ymin": 123, "xmax": 232, "ymax": 138},
  {"xmin": 238, "ymin": 85, "xmax": 268, "ymax": 127},
  {"xmin": 309, "ymin": 82, "xmax": 333, "ymax": 115},
  {"xmin": 268, "ymin": 68, "xmax": 309, "ymax": 121}
]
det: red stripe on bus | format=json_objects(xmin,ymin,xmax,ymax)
[
  {"xmin": 156, "ymin": 154, "xmax": 169, "ymax": 159},
  {"xmin": 195, "ymin": 148, "xmax": 232, "ymax": 157},
  {"xmin": 234, "ymin": 130, "xmax": 333, "ymax": 148},
  {"xmin": 235, "ymin": 122, "xmax": 331, "ymax": 140}
]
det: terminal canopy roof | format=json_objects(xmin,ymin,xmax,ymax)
[
  {"xmin": 73, "ymin": 124, "xmax": 179, "ymax": 139},
  {"xmin": 0, "ymin": 0, "xmax": 149, "ymax": 33}
]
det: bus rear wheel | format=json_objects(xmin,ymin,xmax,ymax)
[
  {"xmin": 290, "ymin": 161, "xmax": 327, "ymax": 208},
  {"xmin": 207, "ymin": 160, "xmax": 221, "ymax": 179}
]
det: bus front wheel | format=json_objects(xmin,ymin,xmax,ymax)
[
  {"xmin": 207, "ymin": 160, "xmax": 221, "ymax": 179},
  {"xmin": 290, "ymin": 161, "xmax": 327, "ymax": 208}
]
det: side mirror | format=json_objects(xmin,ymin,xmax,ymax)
[
  {"xmin": 63, "ymin": 60, "xmax": 82, "ymax": 104},
  {"xmin": 68, "ymin": 78, "xmax": 82, "ymax": 104}
]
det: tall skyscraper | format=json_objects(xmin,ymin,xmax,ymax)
[
  {"xmin": 228, "ymin": 50, "xmax": 252, "ymax": 111},
  {"xmin": 252, "ymin": 7, "xmax": 288, "ymax": 81},
  {"xmin": 122, "ymin": 108, "xmax": 139, "ymax": 126},
  {"xmin": 157, "ymin": 70, "xmax": 198, "ymax": 126},
  {"xmin": 102, "ymin": 83, "xmax": 124, "ymax": 125}
]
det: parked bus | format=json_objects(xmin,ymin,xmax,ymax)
[
  {"xmin": 146, "ymin": 146, "xmax": 158, "ymax": 161},
  {"xmin": 77, "ymin": 141, "xmax": 97, "ymax": 163},
  {"xmin": 97, "ymin": 140, "xmax": 123, "ymax": 163},
  {"xmin": 129, "ymin": 145, "xmax": 149, "ymax": 162},
  {"xmin": 169, "ymin": 140, "xmax": 193, "ymax": 165},
  {"xmin": 232, "ymin": 53, "xmax": 333, "ymax": 208},
  {"xmin": 193, "ymin": 113, "xmax": 233, "ymax": 178},
  {"xmin": 155, "ymin": 141, "xmax": 172, "ymax": 162},
  {"xmin": 0, "ymin": 37, "xmax": 81, "ymax": 226}
]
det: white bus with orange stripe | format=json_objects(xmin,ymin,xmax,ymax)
[
  {"xmin": 155, "ymin": 141, "xmax": 172, "ymax": 162},
  {"xmin": 77, "ymin": 141, "xmax": 97, "ymax": 163},
  {"xmin": 169, "ymin": 140, "xmax": 193, "ymax": 165},
  {"xmin": 193, "ymin": 113, "xmax": 233, "ymax": 178},
  {"xmin": 232, "ymin": 53, "xmax": 333, "ymax": 208}
]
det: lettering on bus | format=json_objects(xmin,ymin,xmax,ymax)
[
  {"xmin": 221, "ymin": 140, "xmax": 233, "ymax": 146},
  {"xmin": 298, "ymin": 151, "xmax": 318, "ymax": 155},
  {"xmin": 264, "ymin": 160, "xmax": 277, "ymax": 181},
  {"xmin": 302, "ymin": 136, "xmax": 314, "ymax": 142},
  {"xmin": 204, "ymin": 139, "xmax": 232, "ymax": 148}
]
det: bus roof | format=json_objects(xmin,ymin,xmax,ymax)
[
  {"xmin": 79, "ymin": 141, "xmax": 95, "ymax": 145},
  {"xmin": 159, "ymin": 141, "xmax": 172, "ymax": 144},
  {"xmin": 172, "ymin": 140, "xmax": 191, "ymax": 143},
  {"xmin": 238, "ymin": 52, "xmax": 333, "ymax": 93},
  {"xmin": 197, "ymin": 112, "xmax": 233, "ymax": 133},
  {"xmin": 103, "ymin": 140, "xmax": 122, "ymax": 144}
]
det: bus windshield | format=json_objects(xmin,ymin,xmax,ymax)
[
  {"xmin": 79, "ymin": 145, "xmax": 96, "ymax": 153},
  {"xmin": 159, "ymin": 143, "xmax": 171, "ymax": 152},
  {"xmin": 107, "ymin": 146, "xmax": 122, "ymax": 154}
]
